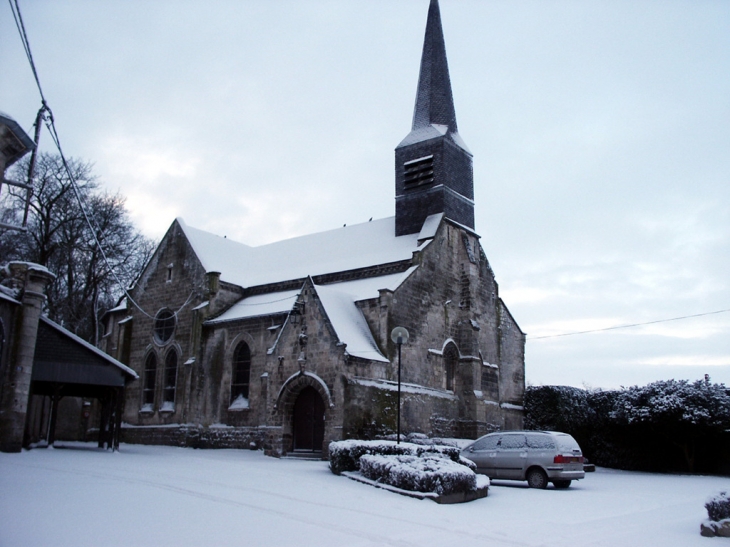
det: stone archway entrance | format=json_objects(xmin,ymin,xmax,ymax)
[{"xmin": 292, "ymin": 386, "xmax": 325, "ymax": 451}]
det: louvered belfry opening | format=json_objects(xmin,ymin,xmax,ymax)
[
  {"xmin": 395, "ymin": 0, "xmax": 475, "ymax": 236},
  {"xmin": 404, "ymin": 155, "xmax": 434, "ymax": 187}
]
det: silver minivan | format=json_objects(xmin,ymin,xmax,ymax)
[{"xmin": 460, "ymin": 431, "xmax": 585, "ymax": 489}]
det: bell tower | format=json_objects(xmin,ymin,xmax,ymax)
[{"xmin": 395, "ymin": 0, "xmax": 474, "ymax": 236}]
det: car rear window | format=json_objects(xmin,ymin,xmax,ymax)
[
  {"xmin": 526, "ymin": 434, "xmax": 556, "ymax": 450},
  {"xmin": 555, "ymin": 434, "xmax": 580, "ymax": 452}
]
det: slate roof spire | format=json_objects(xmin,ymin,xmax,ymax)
[
  {"xmin": 394, "ymin": 0, "xmax": 475, "ymax": 237},
  {"xmin": 412, "ymin": 0, "xmax": 457, "ymax": 133}
]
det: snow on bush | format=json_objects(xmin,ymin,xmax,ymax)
[
  {"xmin": 525, "ymin": 378, "xmax": 730, "ymax": 473},
  {"xmin": 706, "ymin": 491, "xmax": 730, "ymax": 522},
  {"xmin": 359, "ymin": 453, "xmax": 477, "ymax": 496},
  {"xmin": 328, "ymin": 439, "xmax": 471, "ymax": 475}
]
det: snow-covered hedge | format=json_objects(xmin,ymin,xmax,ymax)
[
  {"xmin": 706, "ymin": 491, "xmax": 730, "ymax": 522},
  {"xmin": 525, "ymin": 379, "xmax": 730, "ymax": 474},
  {"xmin": 359, "ymin": 453, "xmax": 477, "ymax": 496},
  {"xmin": 328, "ymin": 439, "xmax": 474, "ymax": 475}
]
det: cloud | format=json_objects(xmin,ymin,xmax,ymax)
[{"xmin": 2, "ymin": 0, "xmax": 728, "ymax": 389}]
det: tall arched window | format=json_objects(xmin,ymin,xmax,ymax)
[
  {"xmin": 163, "ymin": 350, "xmax": 178, "ymax": 406},
  {"xmin": 143, "ymin": 352, "xmax": 157, "ymax": 408},
  {"xmin": 444, "ymin": 344, "xmax": 458, "ymax": 391},
  {"xmin": 230, "ymin": 341, "xmax": 251, "ymax": 407}
]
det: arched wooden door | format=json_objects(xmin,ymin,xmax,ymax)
[{"xmin": 292, "ymin": 386, "xmax": 325, "ymax": 451}]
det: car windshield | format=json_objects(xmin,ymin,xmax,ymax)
[{"xmin": 471, "ymin": 435, "xmax": 499, "ymax": 451}]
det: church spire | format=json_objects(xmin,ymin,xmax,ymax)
[
  {"xmin": 394, "ymin": 0, "xmax": 474, "ymax": 237},
  {"xmin": 412, "ymin": 0, "xmax": 457, "ymax": 133}
]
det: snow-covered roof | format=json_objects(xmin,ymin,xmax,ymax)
[
  {"xmin": 317, "ymin": 267, "xmax": 417, "ymax": 301},
  {"xmin": 0, "ymin": 287, "xmax": 20, "ymax": 305},
  {"xmin": 310, "ymin": 269, "xmax": 414, "ymax": 362},
  {"xmin": 417, "ymin": 212, "xmax": 443, "ymax": 241},
  {"xmin": 179, "ymin": 216, "xmax": 428, "ymax": 289},
  {"xmin": 314, "ymin": 283, "xmax": 388, "ymax": 363},
  {"xmin": 180, "ymin": 214, "xmax": 444, "ymax": 363},
  {"xmin": 205, "ymin": 289, "xmax": 300, "ymax": 324},
  {"xmin": 106, "ymin": 297, "xmax": 128, "ymax": 314},
  {"xmin": 0, "ymin": 112, "xmax": 35, "ymax": 167},
  {"xmin": 204, "ymin": 269, "xmax": 416, "ymax": 362},
  {"xmin": 203, "ymin": 269, "xmax": 417, "ymax": 362},
  {"xmin": 396, "ymin": 124, "xmax": 471, "ymax": 155}
]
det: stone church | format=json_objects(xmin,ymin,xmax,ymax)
[{"xmin": 101, "ymin": 0, "xmax": 525, "ymax": 457}]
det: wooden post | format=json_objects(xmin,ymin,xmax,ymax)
[
  {"xmin": 98, "ymin": 393, "xmax": 110, "ymax": 449},
  {"xmin": 47, "ymin": 385, "xmax": 62, "ymax": 447},
  {"xmin": 111, "ymin": 388, "xmax": 124, "ymax": 451}
]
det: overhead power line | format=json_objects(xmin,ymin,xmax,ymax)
[
  {"xmin": 529, "ymin": 308, "xmax": 730, "ymax": 341},
  {"xmin": 7, "ymin": 0, "xmax": 180, "ymax": 321}
]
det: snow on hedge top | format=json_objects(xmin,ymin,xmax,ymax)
[{"xmin": 178, "ymin": 216, "xmax": 430, "ymax": 289}]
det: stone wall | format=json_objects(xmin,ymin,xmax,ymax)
[
  {"xmin": 343, "ymin": 378, "xmax": 459, "ymax": 439},
  {"xmin": 121, "ymin": 423, "xmax": 276, "ymax": 452},
  {"xmin": 362, "ymin": 219, "xmax": 525, "ymax": 438}
]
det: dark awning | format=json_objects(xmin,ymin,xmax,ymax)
[{"xmin": 32, "ymin": 317, "xmax": 137, "ymax": 389}]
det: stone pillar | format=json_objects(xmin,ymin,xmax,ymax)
[{"xmin": 0, "ymin": 262, "xmax": 55, "ymax": 452}]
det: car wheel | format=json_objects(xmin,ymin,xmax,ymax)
[
  {"xmin": 553, "ymin": 480, "xmax": 571, "ymax": 489},
  {"xmin": 526, "ymin": 468, "xmax": 548, "ymax": 489}
]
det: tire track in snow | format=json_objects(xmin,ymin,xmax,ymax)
[{"xmin": 10, "ymin": 460, "xmax": 531, "ymax": 547}]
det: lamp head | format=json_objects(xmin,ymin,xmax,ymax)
[{"xmin": 390, "ymin": 326, "xmax": 410, "ymax": 345}]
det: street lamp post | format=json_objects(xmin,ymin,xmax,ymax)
[{"xmin": 390, "ymin": 326, "xmax": 409, "ymax": 444}]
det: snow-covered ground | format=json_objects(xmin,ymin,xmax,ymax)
[{"xmin": 1, "ymin": 443, "xmax": 727, "ymax": 547}]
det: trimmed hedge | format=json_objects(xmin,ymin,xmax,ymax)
[
  {"xmin": 525, "ymin": 382, "xmax": 730, "ymax": 474},
  {"xmin": 706, "ymin": 492, "xmax": 730, "ymax": 522},
  {"xmin": 329, "ymin": 439, "xmax": 474, "ymax": 475},
  {"xmin": 359, "ymin": 454, "xmax": 477, "ymax": 496}
]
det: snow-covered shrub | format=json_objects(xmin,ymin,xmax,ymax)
[
  {"xmin": 706, "ymin": 492, "xmax": 730, "ymax": 522},
  {"xmin": 525, "ymin": 379, "xmax": 730, "ymax": 474},
  {"xmin": 328, "ymin": 439, "xmax": 468, "ymax": 475},
  {"xmin": 524, "ymin": 385, "xmax": 595, "ymax": 433},
  {"xmin": 359, "ymin": 453, "xmax": 477, "ymax": 495},
  {"xmin": 611, "ymin": 379, "xmax": 730, "ymax": 472}
]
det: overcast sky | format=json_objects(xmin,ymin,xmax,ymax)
[{"xmin": 2, "ymin": 0, "xmax": 728, "ymax": 389}]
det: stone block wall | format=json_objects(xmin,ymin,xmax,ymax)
[
  {"xmin": 342, "ymin": 378, "xmax": 459, "ymax": 439},
  {"xmin": 121, "ymin": 423, "xmax": 273, "ymax": 451}
]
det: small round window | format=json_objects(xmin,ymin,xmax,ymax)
[{"xmin": 154, "ymin": 309, "xmax": 176, "ymax": 344}]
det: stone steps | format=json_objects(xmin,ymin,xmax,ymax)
[{"xmin": 283, "ymin": 450, "xmax": 324, "ymax": 461}]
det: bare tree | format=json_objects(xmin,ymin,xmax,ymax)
[{"xmin": 0, "ymin": 152, "xmax": 155, "ymax": 343}]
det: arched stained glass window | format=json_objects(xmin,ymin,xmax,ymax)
[
  {"xmin": 143, "ymin": 352, "xmax": 157, "ymax": 407},
  {"xmin": 444, "ymin": 344, "xmax": 458, "ymax": 391},
  {"xmin": 163, "ymin": 350, "xmax": 178, "ymax": 404}
]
